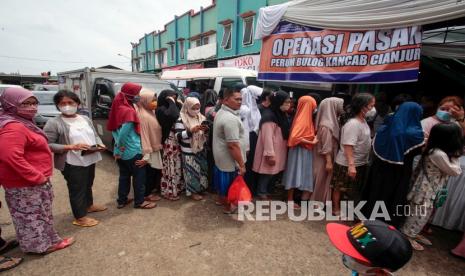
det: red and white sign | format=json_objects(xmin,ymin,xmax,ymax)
[
  {"xmin": 163, "ymin": 63, "xmax": 203, "ymax": 72},
  {"xmin": 218, "ymin": 55, "xmax": 260, "ymax": 71}
]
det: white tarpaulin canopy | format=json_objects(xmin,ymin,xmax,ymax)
[{"xmin": 256, "ymin": 0, "xmax": 465, "ymax": 39}]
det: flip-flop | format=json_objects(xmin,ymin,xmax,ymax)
[
  {"xmin": 0, "ymin": 256, "xmax": 23, "ymax": 272},
  {"xmin": 135, "ymin": 201, "xmax": 157, "ymax": 209},
  {"xmin": 87, "ymin": 205, "xmax": 108, "ymax": 213},
  {"xmin": 145, "ymin": 194, "xmax": 162, "ymax": 202},
  {"xmin": 117, "ymin": 198, "xmax": 134, "ymax": 209},
  {"xmin": 450, "ymin": 250, "xmax": 465, "ymax": 261},
  {"xmin": 45, "ymin": 237, "xmax": 75, "ymax": 254},
  {"xmin": 409, "ymin": 238, "xmax": 424, "ymax": 251},
  {"xmin": 0, "ymin": 240, "xmax": 19, "ymax": 254},
  {"xmin": 415, "ymin": 234, "xmax": 432, "ymax": 246},
  {"xmin": 72, "ymin": 218, "xmax": 99, "ymax": 227}
]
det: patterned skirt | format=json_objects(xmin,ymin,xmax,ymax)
[
  {"xmin": 4, "ymin": 183, "xmax": 62, "ymax": 253},
  {"xmin": 182, "ymin": 150, "xmax": 208, "ymax": 196},
  {"xmin": 161, "ymin": 130, "xmax": 184, "ymax": 199},
  {"xmin": 330, "ymin": 163, "xmax": 368, "ymax": 194}
]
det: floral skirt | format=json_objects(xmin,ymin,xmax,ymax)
[
  {"xmin": 330, "ymin": 163, "xmax": 368, "ymax": 202},
  {"xmin": 182, "ymin": 150, "xmax": 208, "ymax": 196},
  {"xmin": 5, "ymin": 183, "xmax": 62, "ymax": 253},
  {"xmin": 161, "ymin": 131, "xmax": 184, "ymax": 199}
]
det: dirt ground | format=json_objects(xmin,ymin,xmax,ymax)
[{"xmin": 0, "ymin": 152, "xmax": 464, "ymax": 276}]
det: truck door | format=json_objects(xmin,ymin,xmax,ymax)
[{"xmin": 91, "ymin": 78, "xmax": 115, "ymax": 149}]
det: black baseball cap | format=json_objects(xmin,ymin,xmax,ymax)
[{"xmin": 326, "ymin": 220, "xmax": 413, "ymax": 271}]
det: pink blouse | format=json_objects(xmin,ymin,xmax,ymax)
[{"xmin": 252, "ymin": 122, "xmax": 288, "ymax": 175}]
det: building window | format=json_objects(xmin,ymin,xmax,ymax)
[
  {"xmin": 147, "ymin": 52, "xmax": 152, "ymax": 66},
  {"xmin": 179, "ymin": 40, "xmax": 185, "ymax": 60},
  {"xmin": 202, "ymin": 36, "xmax": 209, "ymax": 45},
  {"xmin": 170, "ymin": 44, "xmax": 175, "ymax": 61},
  {"xmin": 243, "ymin": 16, "xmax": 254, "ymax": 46},
  {"xmin": 221, "ymin": 24, "xmax": 232, "ymax": 50},
  {"xmin": 158, "ymin": 52, "xmax": 164, "ymax": 65},
  {"xmin": 194, "ymin": 39, "xmax": 201, "ymax": 48}
]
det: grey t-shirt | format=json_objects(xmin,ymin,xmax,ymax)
[
  {"xmin": 212, "ymin": 105, "xmax": 248, "ymax": 172},
  {"xmin": 335, "ymin": 118, "xmax": 372, "ymax": 167}
]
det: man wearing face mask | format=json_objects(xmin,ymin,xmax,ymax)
[
  {"xmin": 421, "ymin": 96, "xmax": 465, "ymax": 140},
  {"xmin": 44, "ymin": 90, "xmax": 107, "ymax": 227},
  {"xmin": 326, "ymin": 220, "xmax": 413, "ymax": 276}
]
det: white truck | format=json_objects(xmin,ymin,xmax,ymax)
[{"xmin": 58, "ymin": 67, "xmax": 177, "ymax": 148}]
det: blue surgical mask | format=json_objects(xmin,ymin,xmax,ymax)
[
  {"xmin": 132, "ymin": 96, "xmax": 141, "ymax": 104},
  {"xmin": 436, "ymin": 109, "xmax": 451, "ymax": 122}
]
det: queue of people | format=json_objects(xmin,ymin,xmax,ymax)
[{"xmin": 0, "ymin": 83, "xmax": 464, "ymax": 272}]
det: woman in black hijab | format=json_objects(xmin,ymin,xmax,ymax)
[
  {"xmin": 252, "ymin": 90, "xmax": 291, "ymax": 199},
  {"xmin": 156, "ymin": 89, "xmax": 184, "ymax": 200}
]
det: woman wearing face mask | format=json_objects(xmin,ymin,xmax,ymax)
[
  {"xmin": 134, "ymin": 89, "xmax": 163, "ymax": 202},
  {"xmin": 175, "ymin": 97, "xmax": 209, "ymax": 200},
  {"xmin": 253, "ymin": 91, "xmax": 291, "ymax": 200},
  {"xmin": 331, "ymin": 93, "xmax": 375, "ymax": 215},
  {"xmin": 44, "ymin": 90, "xmax": 107, "ymax": 227},
  {"xmin": 421, "ymin": 96, "xmax": 465, "ymax": 140},
  {"xmin": 361, "ymin": 102, "xmax": 425, "ymax": 227},
  {"xmin": 0, "ymin": 87, "xmax": 74, "ymax": 254},
  {"xmin": 107, "ymin": 82, "xmax": 156, "ymax": 209},
  {"xmin": 283, "ymin": 95, "xmax": 319, "ymax": 208},
  {"xmin": 156, "ymin": 89, "xmax": 183, "ymax": 201},
  {"xmin": 311, "ymin": 97, "xmax": 344, "ymax": 203}
]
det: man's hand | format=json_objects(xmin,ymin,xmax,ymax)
[
  {"xmin": 238, "ymin": 163, "xmax": 246, "ymax": 176},
  {"xmin": 325, "ymin": 161, "xmax": 333, "ymax": 173}
]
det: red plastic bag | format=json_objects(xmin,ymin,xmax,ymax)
[{"xmin": 227, "ymin": 175, "xmax": 252, "ymax": 206}]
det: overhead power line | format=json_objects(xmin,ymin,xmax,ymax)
[{"xmin": 0, "ymin": 55, "xmax": 129, "ymax": 64}]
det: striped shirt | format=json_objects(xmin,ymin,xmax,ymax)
[{"xmin": 175, "ymin": 118, "xmax": 194, "ymax": 154}]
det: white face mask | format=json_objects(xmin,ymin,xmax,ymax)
[
  {"xmin": 59, "ymin": 105, "xmax": 78, "ymax": 116},
  {"xmin": 365, "ymin": 107, "xmax": 377, "ymax": 120}
]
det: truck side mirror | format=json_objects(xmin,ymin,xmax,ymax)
[{"xmin": 98, "ymin": 95, "xmax": 112, "ymax": 108}]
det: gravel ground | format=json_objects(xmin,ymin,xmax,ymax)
[{"xmin": 0, "ymin": 152, "xmax": 464, "ymax": 275}]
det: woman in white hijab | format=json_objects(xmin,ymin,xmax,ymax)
[{"xmin": 240, "ymin": 85, "xmax": 263, "ymax": 195}]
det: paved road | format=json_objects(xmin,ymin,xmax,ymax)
[{"xmin": 0, "ymin": 152, "xmax": 464, "ymax": 275}]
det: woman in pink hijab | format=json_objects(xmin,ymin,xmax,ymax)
[{"xmin": 0, "ymin": 87, "xmax": 74, "ymax": 255}]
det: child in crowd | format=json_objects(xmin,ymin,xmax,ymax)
[{"xmin": 400, "ymin": 123, "xmax": 463, "ymax": 251}]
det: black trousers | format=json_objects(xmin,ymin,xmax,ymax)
[
  {"xmin": 62, "ymin": 163, "xmax": 96, "ymax": 219},
  {"xmin": 145, "ymin": 166, "xmax": 161, "ymax": 196}
]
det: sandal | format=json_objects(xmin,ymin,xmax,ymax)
[
  {"xmin": 450, "ymin": 250, "xmax": 465, "ymax": 261},
  {"xmin": 87, "ymin": 204, "xmax": 108, "ymax": 213},
  {"xmin": 165, "ymin": 196, "xmax": 180, "ymax": 201},
  {"xmin": 0, "ymin": 256, "xmax": 23, "ymax": 272},
  {"xmin": 415, "ymin": 234, "xmax": 432, "ymax": 246},
  {"xmin": 223, "ymin": 205, "xmax": 238, "ymax": 215},
  {"xmin": 0, "ymin": 240, "xmax": 19, "ymax": 254},
  {"xmin": 191, "ymin": 194, "xmax": 203, "ymax": 201},
  {"xmin": 72, "ymin": 217, "xmax": 99, "ymax": 227},
  {"xmin": 117, "ymin": 198, "xmax": 134, "ymax": 209},
  {"xmin": 135, "ymin": 201, "xmax": 157, "ymax": 209},
  {"xmin": 409, "ymin": 238, "xmax": 424, "ymax": 251},
  {"xmin": 45, "ymin": 237, "xmax": 75, "ymax": 254},
  {"xmin": 145, "ymin": 194, "xmax": 162, "ymax": 202}
]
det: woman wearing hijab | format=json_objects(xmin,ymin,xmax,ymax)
[
  {"xmin": 0, "ymin": 87, "xmax": 74, "ymax": 254},
  {"xmin": 362, "ymin": 102, "xmax": 425, "ymax": 226},
  {"xmin": 240, "ymin": 85, "xmax": 263, "ymax": 194},
  {"xmin": 156, "ymin": 89, "xmax": 183, "ymax": 200},
  {"xmin": 311, "ymin": 97, "xmax": 344, "ymax": 203},
  {"xmin": 107, "ymin": 82, "xmax": 156, "ymax": 209},
  {"xmin": 253, "ymin": 91, "xmax": 291, "ymax": 200},
  {"xmin": 283, "ymin": 96, "xmax": 318, "ymax": 208},
  {"xmin": 201, "ymin": 89, "xmax": 218, "ymax": 115},
  {"xmin": 134, "ymin": 88, "xmax": 163, "ymax": 202},
  {"xmin": 175, "ymin": 97, "xmax": 209, "ymax": 200},
  {"xmin": 44, "ymin": 90, "xmax": 107, "ymax": 227}
]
